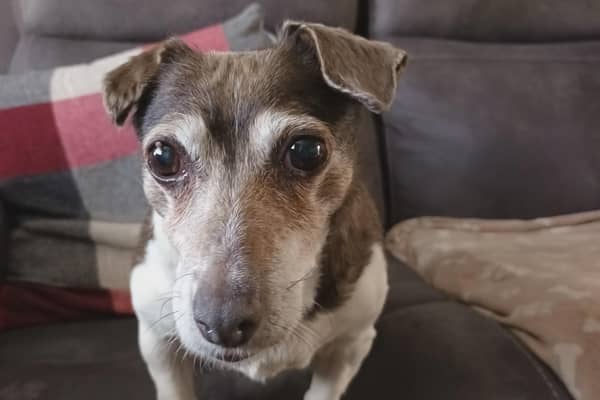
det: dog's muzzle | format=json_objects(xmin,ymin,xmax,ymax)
[{"xmin": 192, "ymin": 281, "xmax": 260, "ymax": 348}]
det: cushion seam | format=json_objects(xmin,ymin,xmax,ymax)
[
  {"xmin": 499, "ymin": 328, "xmax": 564, "ymax": 400},
  {"xmin": 382, "ymin": 298, "xmax": 456, "ymax": 316},
  {"xmin": 381, "ymin": 301, "xmax": 568, "ymax": 399}
]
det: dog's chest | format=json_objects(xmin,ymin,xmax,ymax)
[{"xmin": 236, "ymin": 346, "xmax": 314, "ymax": 382}]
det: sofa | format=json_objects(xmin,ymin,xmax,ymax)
[{"xmin": 2, "ymin": 0, "xmax": 598, "ymax": 399}]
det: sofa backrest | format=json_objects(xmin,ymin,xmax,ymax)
[
  {"xmin": 1, "ymin": 0, "xmax": 360, "ymax": 72},
  {"xmin": 13, "ymin": 0, "xmax": 359, "ymax": 41},
  {"xmin": 369, "ymin": 0, "xmax": 600, "ymax": 226},
  {"xmin": 369, "ymin": 0, "xmax": 600, "ymax": 42}
]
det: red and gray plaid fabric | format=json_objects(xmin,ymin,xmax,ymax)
[{"xmin": 0, "ymin": 4, "xmax": 273, "ymax": 330}]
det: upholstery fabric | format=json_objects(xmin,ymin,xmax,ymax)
[
  {"xmin": 0, "ymin": 1, "xmax": 19, "ymax": 73},
  {"xmin": 9, "ymin": 36, "xmax": 140, "ymax": 73},
  {"xmin": 0, "ymin": 319, "xmax": 155, "ymax": 400},
  {"xmin": 2, "ymin": 0, "xmax": 360, "ymax": 74},
  {"xmin": 8, "ymin": 2, "xmax": 272, "ymax": 72},
  {"xmin": 386, "ymin": 211, "xmax": 600, "ymax": 400},
  {"xmin": 0, "ymin": 283, "xmax": 133, "ymax": 331},
  {"xmin": 369, "ymin": 0, "xmax": 600, "ymax": 41},
  {"xmin": 380, "ymin": 38, "xmax": 600, "ymax": 225}
]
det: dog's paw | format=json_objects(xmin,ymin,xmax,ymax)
[
  {"xmin": 303, "ymin": 387, "xmax": 340, "ymax": 400},
  {"xmin": 157, "ymin": 393, "xmax": 197, "ymax": 400}
]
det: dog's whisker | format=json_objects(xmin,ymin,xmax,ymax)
[
  {"xmin": 295, "ymin": 323, "xmax": 320, "ymax": 346},
  {"xmin": 148, "ymin": 310, "xmax": 178, "ymax": 331},
  {"xmin": 267, "ymin": 317, "xmax": 315, "ymax": 349},
  {"xmin": 192, "ymin": 353, "xmax": 200, "ymax": 374},
  {"xmin": 154, "ymin": 292, "xmax": 181, "ymax": 301},
  {"xmin": 172, "ymin": 271, "xmax": 195, "ymax": 284},
  {"xmin": 286, "ymin": 265, "xmax": 319, "ymax": 291},
  {"xmin": 158, "ymin": 297, "xmax": 175, "ymax": 319},
  {"xmin": 166, "ymin": 336, "xmax": 178, "ymax": 349}
]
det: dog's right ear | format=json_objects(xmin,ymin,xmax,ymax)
[
  {"xmin": 280, "ymin": 22, "xmax": 407, "ymax": 114},
  {"xmin": 103, "ymin": 39, "xmax": 194, "ymax": 126}
]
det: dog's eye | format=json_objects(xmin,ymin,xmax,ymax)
[
  {"xmin": 147, "ymin": 141, "xmax": 180, "ymax": 178},
  {"xmin": 285, "ymin": 136, "xmax": 327, "ymax": 173}
]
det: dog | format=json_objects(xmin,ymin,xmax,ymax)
[{"xmin": 102, "ymin": 21, "xmax": 406, "ymax": 400}]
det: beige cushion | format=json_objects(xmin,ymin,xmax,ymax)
[{"xmin": 385, "ymin": 211, "xmax": 600, "ymax": 400}]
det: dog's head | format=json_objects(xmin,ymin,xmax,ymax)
[{"xmin": 104, "ymin": 22, "xmax": 406, "ymax": 363}]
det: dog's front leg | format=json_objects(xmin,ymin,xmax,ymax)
[
  {"xmin": 304, "ymin": 327, "xmax": 376, "ymax": 400},
  {"xmin": 138, "ymin": 319, "xmax": 196, "ymax": 400},
  {"xmin": 132, "ymin": 262, "xmax": 196, "ymax": 400}
]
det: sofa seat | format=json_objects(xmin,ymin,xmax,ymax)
[{"xmin": 0, "ymin": 257, "xmax": 572, "ymax": 400}]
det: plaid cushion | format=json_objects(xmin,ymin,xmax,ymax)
[{"xmin": 0, "ymin": 3, "xmax": 273, "ymax": 331}]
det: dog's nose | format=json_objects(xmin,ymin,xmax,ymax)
[
  {"xmin": 195, "ymin": 316, "xmax": 258, "ymax": 348},
  {"xmin": 193, "ymin": 293, "xmax": 259, "ymax": 348}
]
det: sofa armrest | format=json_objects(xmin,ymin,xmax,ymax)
[
  {"xmin": 346, "ymin": 303, "xmax": 574, "ymax": 399},
  {"xmin": 344, "ymin": 256, "xmax": 575, "ymax": 400}
]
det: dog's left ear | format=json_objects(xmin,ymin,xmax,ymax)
[
  {"xmin": 103, "ymin": 39, "xmax": 195, "ymax": 126},
  {"xmin": 281, "ymin": 21, "xmax": 407, "ymax": 113}
]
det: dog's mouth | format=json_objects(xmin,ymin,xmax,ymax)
[
  {"xmin": 208, "ymin": 350, "xmax": 255, "ymax": 364},
  {"xmin": 199, "ymin": 329, "xmax": 293, "ymax": 365}
]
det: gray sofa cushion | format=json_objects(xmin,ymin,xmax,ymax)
[
  {"xmin": 9, "ymin": 36, "xmax": 138, "ymax": 73},
  {"xmin": 0, "ymin": 318, "xmax": 154, "ymax": 400},
  {"xmin": 8, "ymin": 2, "xmax": 273, "ymax": 73},
  {"xmin": 369, "ymin": 0, "xmax": 600, "ymax": 41},
  {"xmin": 13, "ymin": 0, "xmax": 358, "ymax": 41},
  {"xmin": 380, "ymin": 38, "xmax": 600, "ymax": 224},
  {"xmin": 350, "ymin": 300, "xmax": 573, "ymax": 400}
]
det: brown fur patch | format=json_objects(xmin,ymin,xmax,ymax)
[{"xmin": 311, "ymin": 180, "xmax": 383, "ymax": 315}]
